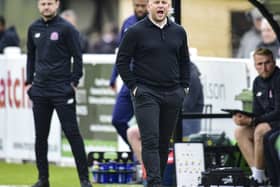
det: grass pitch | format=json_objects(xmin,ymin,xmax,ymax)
[{"xmin": 0, "ymin": 161, "xmax": 142, "ymax": 187}]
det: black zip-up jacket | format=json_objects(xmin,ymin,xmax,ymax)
[
  {"xmin": 116, "ymin": 17, "xmax": 190, "ymax": 91},
  {"xmin": 26, "ymin": 16, "xmax": 82, "ymax": 88},
  {"xmin": 253, "ymin": 66, "xmax": 280, "ymax": 127}
]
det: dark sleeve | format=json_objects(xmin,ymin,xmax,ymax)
[
  {"xmin": 116, "ymin": 28, "xmax": 137, "ymax": 90},
  {"xmin": 118, "ymin": 21, "xmax": 127, "ymax": 45},
  {"xmin": 179, "ymin": 29, "xmax": 190, "ymax": 88},
  {"xmin": 109, "ymin": 22, "xmax": 126, "ymax": 86},
  {"xmin": 254, "ymin": 76, "xmax": 280, "ymax": 125},
  {"xmin": 183, "ymin": 75, "xmax": 201, "ymax": 110},
  {"xmin": 65, "ymin": 26, "xmax": 83, "ymax": 87},
  {"xmin": 26, "ymin": 27, "xmax": 36, "ymax": 85},
  {"xmin": 109, "ymin": 64, "xmax": 118, "ymax": 87}
]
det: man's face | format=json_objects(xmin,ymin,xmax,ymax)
[
  {"xmin": 133, "ymin": 0, "xmax": 148, "ymax": 19},
  {"xmin": 38, "ymin": 0, "xmax": 59, "ymax": 20},
  {"xmin": 254, "ymin": 54, "xmax": 276, "ymax": 79},
  {"xmin": 147, "ymin": 0, "xmax": 170, "ymax": 23}
]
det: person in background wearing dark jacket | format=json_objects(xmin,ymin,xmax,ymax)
[
  {"xmin": 0, "ymin": 15, "xmax": 20, "ymax": 53},
  {"xmin": 26, "ymin": 0, "xmax": 92, "ymax": 187},
  {"xmin": 60, "ymin": 9, "xmax": 90, "ymax": 53},
  {"xmin": 233, "ymin": 48, "xmax": 280, "ymax": 186},
  {"xmin": 90, "ymin": 22, "xmax": 119, "ymax": 54},
  {"xmin": 182, "ymin": 62, "xmax": 204, "ymax": 138},
  {"xmin": 116, "ymin": 0, "xmax": 190, "ymax": 186},
  {"xmin": 110, "ymin": 0, "xmax": 148, "ymax": 146}
]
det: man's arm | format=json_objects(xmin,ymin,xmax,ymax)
[
  {"xmin": 179, "ymin": 29, "xmax": 190, "ymax": 90},
  {"xmin": 253, "ymin": 76, "xmax": 280, "ymax": 125},
  {"xmin": 116, "ymin": 28, "xmax": 137, "ymax": 91},
  {"xmin": 26, "ymin": 27, "xmax": 35, "ymax": 85},
  {"xmin": 66, "ymin": 26, "xmax": 83, "ymax": 87}
]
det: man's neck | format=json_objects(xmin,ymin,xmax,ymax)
[{"xmin": 148, "ymin": 15, "xmax": 167, "ymax": 29}]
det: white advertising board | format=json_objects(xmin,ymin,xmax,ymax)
[
  {"xmin": 192, "ymin": 57, "xmax": 249, "ymax": 138},
  {"xmin": 0, "ymin": 56, "xmax": 6, "ymax": 158},
  {"xmin": 0, "ymin": 56, "xmax": 61, "ymax": 162}
]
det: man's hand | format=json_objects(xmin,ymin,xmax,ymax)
[
  {"xmin": 233, "ymin": 113, "xmax": 252, "ymax": 126},
  {"xmin": 25, "ymin": 84, "xmax": 32, "ymax": 92},
  {"xmin": 71, "ymin": 83, "xmax": 77, "ymax": 92},
  {"xmin": 110, "ymin": 83, "xmax": 117, "ymax": 93}
]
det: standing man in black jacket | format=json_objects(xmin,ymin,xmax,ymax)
[
  {"xmin": 116, "ymin": 0, "xmax": 190, "ymax": 186},
  {"xmin": 26, "ymin": 0, "xmax": 92, "ymax": 187},
  {"xmin": 233, "ymin": 48, "xmax": 280, "ymax": 186}
]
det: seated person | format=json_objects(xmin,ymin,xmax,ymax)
[{"xmin": 233, "ymin": 48, "xmax": 280, "ymax": 185}]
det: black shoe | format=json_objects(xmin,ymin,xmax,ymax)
[
  {"xmin": 249, "ymin": 177, "xmax": 269, "ymax": 187},
  {"xmin": 80, "ymin": 180, "xmax": 92, "ymax": 187},
  {"xmin": 32, "ymin": 179, "xmax": 50, "ymax": 187}
]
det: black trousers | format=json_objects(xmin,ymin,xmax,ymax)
[
  {"xmin": 263, "ymin": 128, "xmax": 280, "ymax": 186},
  {"xmin": 132, "ymin": 85, "xmax": 184, "ymax": 185},
  {"xmin": 31, "ymin": 95, "xmax": 89, "ymax": 181}
]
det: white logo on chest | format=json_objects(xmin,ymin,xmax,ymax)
[{"xmin": 35, "ymin": 33, "xmax": 40, "ymax": 38}]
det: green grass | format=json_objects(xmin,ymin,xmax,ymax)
[
  {"xmin": 0, "ymin": 161, "xmax": 141, "ymax": 187},
  {"xmin": 62, "ymin": 138, "xmax": 118, "ymax": 157}
]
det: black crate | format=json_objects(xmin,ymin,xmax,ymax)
[{"xmin": 200, "ymin": 167, "xmax": 250, "ymax": 186}]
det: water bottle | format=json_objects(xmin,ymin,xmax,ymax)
[
  {"xmin": 125, "ymin": 161, "xmax": 135, "ymax": 183},
  {"xmin": 98, "ymin": 161, "xmax": 109, "ymax": 183},
  {"xmin": 91, "ymin": 160, "xmax": 99, "ymax": 183},
  {"xmin": 117, "ymin": 161, "xmax": 126, "ymax": 183},
  {"xmin": 107, "ymin": 160, "xmax": 117, "ymax": 183}
]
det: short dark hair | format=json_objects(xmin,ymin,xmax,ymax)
[
  {"xmin": 253, "ymin": 48, "xmax": 275, "ymax": 61},
  {"xmin": 0, "ymin": 16, "xmax": 5, "ymax": 27}
]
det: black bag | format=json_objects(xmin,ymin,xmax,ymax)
[{"xmin": 200, "ymin": 167, "xmax": 249, "ymax": 186}]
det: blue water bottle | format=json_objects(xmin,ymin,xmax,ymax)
[
  {"xmin": 107, "ymin": 160, "xmax": 117, "ymax": 183},
  {"xmin": 125, "ymin": 161, "xmax": 135, "ymax": 183},
  {"xmin": 91, "ymin": 160, "xmax": 99, "ymax": 183},
  {"xmin": 98, "ymin": 161, "xmax": 109, "ymax": 183},
  {"xmin": 117, "ymin": 161, "xmax": 126, "ymax": 183}
]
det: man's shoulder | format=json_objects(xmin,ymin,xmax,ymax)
[
  {"xmin": 57, "ymin": 17, "xmax": 76, "ymax": 30},
  {"xmin": 169, "ymin": 20, "xmax": 186, "ymax": 33},
  {"xmin": 124, "ymin": 15, "xmax": 137, "ymax": 24},
  {"xmin": 124, "ymin": 18, "xmax": 146, "ymax": 33},
  {"xmin": 122, "ymin": 15, "xmax": 138, "ymax": 31},
  {"xmin": 28, "ymin": 19, "xmax": 43, "ymax": 29}
]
